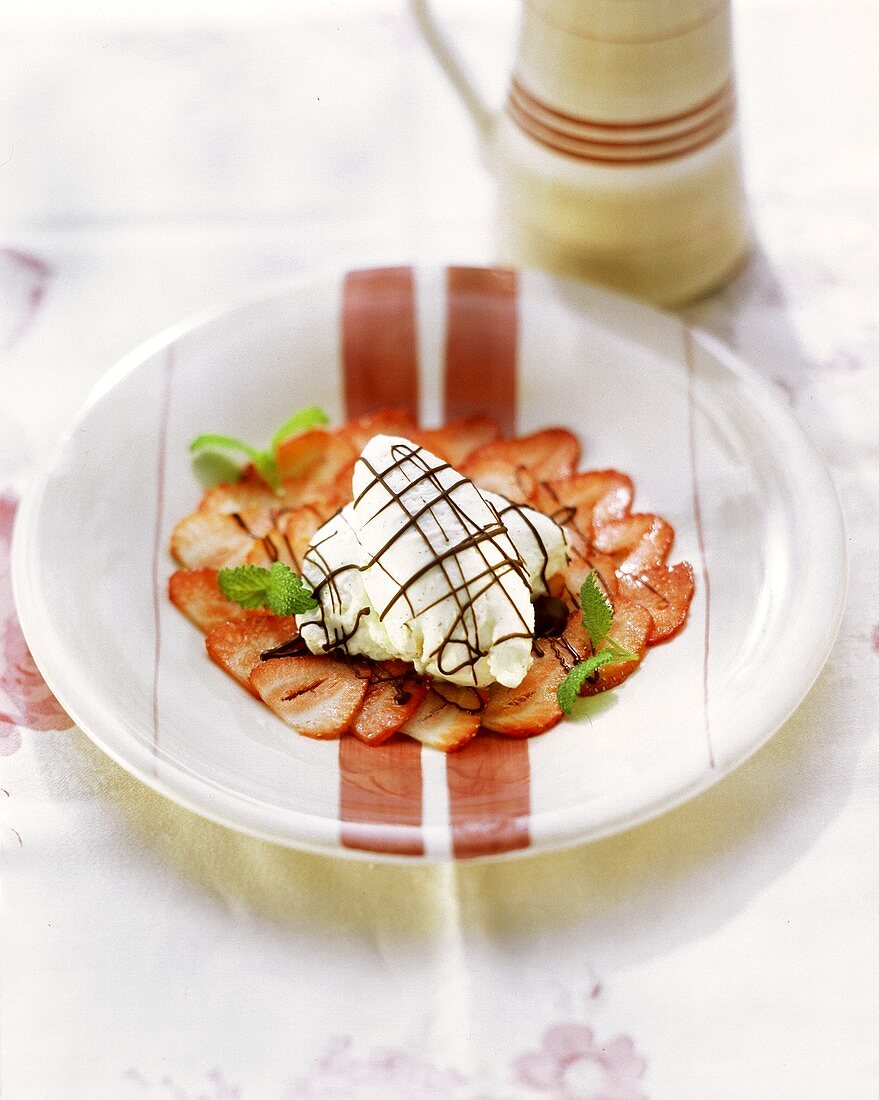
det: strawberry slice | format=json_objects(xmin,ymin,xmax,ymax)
[
  {"xmin": 340, "ymin": 409, "xmax": 419, "ymax": 451},
  {"xmin": 245, "ymin": 535, "xmax": 288, "ymax": 570},
  {"xmin": 169, "ymin": 511, "xmax": 256, "ymax": 569},
  {"xmin": 563, "ymin": 548, "xmax": 619, "ymax": 602},
  {"xmin": 350, "ymin": 662, "xmax": 428, "ymax": 745},
  {"xmin": 462, "ymin": 429, "xmax": 581, "ymax": 501},
  {"xmin": 245, "ymin": 503, "xmax": 327, "ymax": 570},
  {"xmin": 536, "ymin": 470, "xmax": 634, "ymax": 532},
  {"xmin": 618, "ymin": 561, "xmax": 695, "ymax": 642},
  {"xmin": 281, "ymin": 505, "xmax": 326, "ymax": 569},
  {"xmin": 199, "ymin": 479, "xmax": 282, "ymax": 514},
  {"xmin": 560, "ymin": 596, "xmax": 648, "ymax": 694},
  {"xmin": 284, "ymin": 485, "xmax": 349, "ymax": 521},
  {"xmin": 200, "ymin": 475, "xmax": 346, "ymax": 522},
  {"xmin": 245, "ymin": 528, "xmax": 296, "ymax": 569},
  {"xmin": 431, "ymin": 682, "xmax": 488, "ymax": 712},
  {"xmin": 168, "ymin": 568, "xmax": 251, "ymax": 633},
  {"xmin": 575, "ymin": 599, "xmax": 652, "ymax": 695},
  {"xmin": 482, "ymin": 652, "xmax": 568, "ymax": 737},
  {"xmin": 249, "ymin": 656, "xmax": 368, "ymax": 739},
  {"xmin": 408, "ymin": 415, "xmax": 501, "ymax": 467},
  {"xmin": 330, "ymin": 460, "xmax": 357, "ymax": 505},
  {"xmin": 593, "ymin": 513, "xmax": 674, "ymax": 573},
  {"xmin": 275, "ymin": 429, "xmax": 356, "ymax": 488},
  {"xmin": 399, "ymin": 684, "xmax": 485, "ymax": 752},
  {"xmin": 459, "ymin": 456, "xmax": 536, "ymax": 503},
  {"xmin": 206, "ymin": 614, "xmax": 299, "ymax": 695}
]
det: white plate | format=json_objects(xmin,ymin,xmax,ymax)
[{"xmin": 13, "ymin": 266, "xmax": 846, "ymax": 861}]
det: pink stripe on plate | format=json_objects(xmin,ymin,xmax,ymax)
[
  {"xmin": 443, "ymin": 266, "xmax": 531, "ymax": 858},
  {"xmin": 339, "ymin": 267, "xmax": 425, "ymax": 856}
]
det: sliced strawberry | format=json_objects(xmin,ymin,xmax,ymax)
[
  {"xmin": 243, "ymin": 503, "xmax": 330, "ymax": 569},
  {"xmin": 249, "ymin": 656, "xmax": 368, "ymax": 739},
  {"xmin": 518, "ymin": 428, "xmax": 582, "ymax": 479},
  {"xmin": 618, "ymin": 561, "xmax": 695, "ymax": 642},
  {"xmin": 281, "ymin": 505, "xmax": 326, "ymax": 569},
  {"xmin": 350, "ymin": 662, "xmax": 428, "ymax": 745},
  {"xmin": 245, "ymin": 527, "xmax": 298, "ymax": 569},
  {"xmin": 563, "ymin": 547, "xmax": 619, "ymax": 602},
  {"xmin": 279, "ymin": 484, "xmax": 349, "ymax": 521},
  {"xmin": 169, "ymin": 511, "xmax": 256, "ymax": 568},
  {"xmin": 399, "ymin": 684, "xmax": 485, "ymax": 752},
  {"xmin": 576, "ymin": 600, "xmax": 652, "ymax": 695},
  {"xmin": 460, "ymin": 457, "xmax": 535, "ymax": 503},
  {"xmin": 330, "ymin": 460, "xmax": 357, "ymax": 505},
  {"xmin": 198, "ymin": 479, "xmax": 281, "ymax": 514},
  {"xmin": 168, "ymin": 568, "xmax": 251, "ymax": 634},
  {"xmin": 431, "ymin": 682, "xmax": 488, "ymax": 712},
  {"xmin": 200, "ymin": 474, "xmax": 347, "ymax": 525},
  {"xmin": 340, "ymin": 409, "xmax": 418, "ymax": 452},
  {"xmin": 482, "ymin": 652, "xmax": 568, "ymax": 737},
  {"xmin": 536, "ymin": 470, "xmax": 634, "ymax": 531},
  {"xmin": 408, "ymin": 416, "xmax": 501, "ymax": 467},
  {"xmin": 553, "ymin": 601, "xmax": 647, "ymax": 697},
  {"xmin": 206, "ymin": 614, "xmax": 299, "ymax": 695},
  {"xmin": 560, "ymin": 604, "xmax": 590, "ymax": 654},
  {"xmin": 275, "ymin": 429, "xmax": 357, "ymax": 488},
  {"xmin": 593, "ymin": 513, "xmax": 674, "ymax": 573},
  {"xmin": 462, "ymin": 429, "xmax": 580, "ymax": 499}
]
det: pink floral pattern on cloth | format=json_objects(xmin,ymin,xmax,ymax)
[
  {"xmin": 511, "ymin": 1023, "xmax": 648, "ymax": 1100},
  {"xmin": 120, "ymin": 1023, "xmax": 648, "ymax": 1099},
  {"xmin": 0, "ymin": 493, "xmax": 72, "ymax": 754},
  {"xmin": 288, "ymin": 1035, "xmax": 467, "ymax": 1098},
  {"xmin": 0, "ymin": 247, "xmax": 52, "ymax": 350},
  {"xmin": 123, "ymin": 1067, "xmax": 241, "ymax": 1098}
]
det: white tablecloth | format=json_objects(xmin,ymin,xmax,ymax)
[{"xmin": 2, "ymin": 2, "xmax": 878, "ymax": 1097}]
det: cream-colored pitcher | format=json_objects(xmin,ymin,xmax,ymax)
[{"xmin": 410, "ymin": 0, "xmax": 751, "ymax": 306}]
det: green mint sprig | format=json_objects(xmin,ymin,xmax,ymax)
[
  {"xmin": 218, "ymin": 563, "xmax": 318, "ymax": 616},
  {"xmin": 190, "ymin": 404, "xmax": 329, "ymax": 491},
  {"xmin": 557, "ymin": 571, "xmax": 639, "ymax": 715}
]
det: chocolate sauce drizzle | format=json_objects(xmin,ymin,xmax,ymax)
[
  {"xmin": 297, "ymin": 441, "xmax": 563, "ymax": 686},
  {"xmin": 260, "ymin": 635, "xmax": 309, "ymax": 661}
]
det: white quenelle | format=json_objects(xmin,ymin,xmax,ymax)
[
  {"xmin": 482, "ymin": 490, "xmax": 569, "ymax": 597},
  {"xmin": 297, "ymin": 506, "xmax": 392, "ymax": 662},
  {"xmin": 296, "ymin": 435, "xmax": 569, "ymax": 689}
]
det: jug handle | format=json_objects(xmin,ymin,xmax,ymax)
[{"xmin": 408, "ymin": 0, "xmax": 494, "ymax": 140}]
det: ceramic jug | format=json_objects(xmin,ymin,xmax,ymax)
[{"xmin": 410, "ymin": 0, "xmax": 751, "ymax": 306}]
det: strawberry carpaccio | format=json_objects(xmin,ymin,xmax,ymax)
[{"xmin": 169, "ymin": 409, "xmax": 694, "ymax": 751}]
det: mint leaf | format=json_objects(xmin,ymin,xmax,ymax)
[
  {"xmin": 270, "ymin": 405, "xmax": 329, "ymax": 451},
  {"xmin": 556, "ymin": 572, "xmax": 642, "ymax": 714},
  {"xmin": 603, "ymin": 637, "xmax": 639, "ymax": 663},
  {"xmin": 557, "ymin": 650, "xmax": 618, "ymax": 714},
  {"xmin": 190, "ymin": 433, "xmax": 262, "ymax": 462},
  {"xmin": 218, "ymin": 563, "xmax": 317, "ymax": 615},
  {"xmin": 217, "ymin": 564, "xmax": 273, "ymax": 609},
  {"xmin": 265, "ymin": 562, "xmax": 318, "ymax": 615},
  {"xmin": 191, "ymin": 450, "xmax": 247, "ymax": 488},
  {"xmin": 579, "ymin": 571, "xmax": 613, "ymax": 648},
  {"xmin": 190, "ymin": 405, "xmax": 329, "ymax": 492},
  {"xmin": 190, "ymin": 433, "xmax": 278, "ymax": 491}
]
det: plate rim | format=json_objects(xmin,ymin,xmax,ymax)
[{"xmin": 12, "ymin": 267, "xmax": 848, "ymax": 862}]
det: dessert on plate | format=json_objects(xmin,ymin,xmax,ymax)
[{"xmin": 169, "ymin": 408, "xmax": 694, "ymax": 750}]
